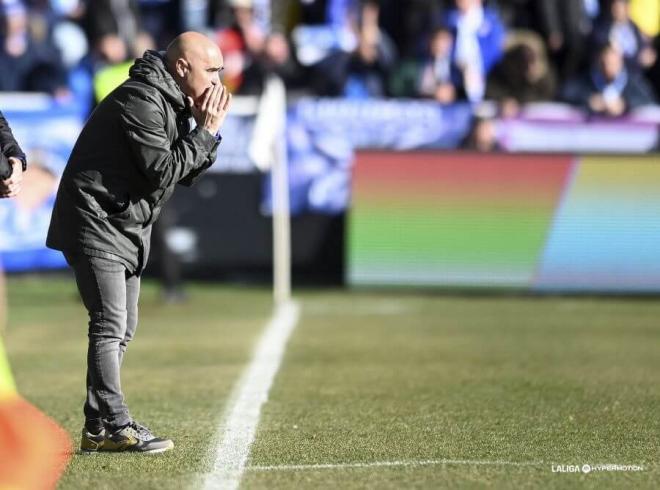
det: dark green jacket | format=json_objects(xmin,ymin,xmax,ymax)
[{"xmin": 47, "ymin": 50, "xmax": 219, "ymax": 273}]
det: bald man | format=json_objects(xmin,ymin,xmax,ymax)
[{"xmin": 47, "ymin": 32, "xmax": 232, "ymax": 453}]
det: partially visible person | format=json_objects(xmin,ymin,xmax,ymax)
[
  {"xmin": 286, "ymin": 0, "xmax": 360, "ymax": 71},
  {"xmin": 0, "ymin": 111, "xmax": 26, "ymax": 198},
  {"xmin": 592, "ymin": 0, "xmax": 656, "ymax": 71},
  {"xmin": 0, "ymin": 0, "xmax": 69, "ymax": 96},
  {"xmin": 215, "ymin": 0, "xmax": 267, "ymax": 94},
  {"xmin": 417, "ymin": 26, "xmax": 457, "ymax": 104},
  {"xmin": 537, "ymin": 0, "xmax": 600, "ymax": 83},
  {"xmin": 561, "ymin": 42, "xmax": 656, "ymax": 117},
  {"xmin": 260, "ymin": 31, "xmax": 303, "ymax": 91},
  {"xmin": 442, "ymin": 0, "xmax": 506, "ymax": 102},
  {"xmin": 92, "ymin": 30, "xmax": 156, "ymax": 102},
  {"xmin": 341, "ymin": 0, "xmax": 396, "ymax": 98},
  {"xmin": 378, "ymin": 0, "xmax": 446, "ymax": 59},
  {"xmin": 486, "ymin": 30, "xmax": 557, "ymax": 117},
  {"xmin": 314, "ymin": 0, "xmax": 396, "ymax": 97},
  {"xmin": 83, "ymin": 0, "xmax": 141, "ymax": 53},
  {"xmin": 149, "ymin": 203, "xmax": 186, "ymax": 303}
]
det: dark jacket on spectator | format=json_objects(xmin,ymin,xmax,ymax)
[
  {"xmin": 83, "ymin": 0, "xmax": 141, "ymax": 43},
  {"xmin": 0, "ymin": 111, "xmax": 26, "ymax": 180},
  {"xmin": 47, "ymin": 51, "xmax": 219, "ymax": 274},
  {"xmin": 591, "ymin": 19, "xmax": 649, "ymax": 71},
  {"xmin": 560, "ymin": 67, "xmax": 656, "ymax": 114},
  {"xmin": 536, "ymin": 0, "xmax": 597, "ymax": 80},
  {"xmin": 0, "ymin": 36, "xmax": 68, "ymax": 94}
]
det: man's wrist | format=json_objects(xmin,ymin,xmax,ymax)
[{"xmin": 201, "ymin": 127, "xmax": 222, "ymax": 141}]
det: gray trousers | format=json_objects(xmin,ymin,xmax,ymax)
[{"xmin": 67, "ymin": 254, "xmax": 140, "ymax": 432}]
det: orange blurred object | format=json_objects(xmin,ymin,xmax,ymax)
[
  {"xmin": 1, "ymin": 267, "xmax": 72, "ymax": 489},
  {"xmin": 0, "ymin": 394, "xmax": 72, "ymax": 490}
]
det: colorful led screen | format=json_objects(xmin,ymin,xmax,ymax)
[{"xmin": 348, "ymin": 152, "xmax": 660, "ymax": 292}]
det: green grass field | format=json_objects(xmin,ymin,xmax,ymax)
[{"xmin": 4, "ymin": 275, "xmax": 659, "ymax": 489}]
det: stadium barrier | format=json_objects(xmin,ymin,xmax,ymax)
[{"xmin": 1, "ymin": 94, "xmax": 659, "ymax": 292}]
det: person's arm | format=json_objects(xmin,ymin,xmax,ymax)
[
  {"xmin": 120, "ymin": 84, "xmax": 231, "ymax": 189},
  {"xmin": 0, "ymin": 112, "xmax": 26, "ymax": 170},
  {"xmin": 0, "ymin": 112, "xmax": 25, "ymax": 197}
]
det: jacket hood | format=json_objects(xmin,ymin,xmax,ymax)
[{"xmin": 129, "ymin": 50, "xmax": 187, "ymax": 111}]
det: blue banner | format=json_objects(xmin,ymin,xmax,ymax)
[
  {"xmin": 0, "ymin": 103, "xmax": 83, "ymax": 271},
  {"xmin": 263, "ymin": 99, "xmax": 473, "ymax": 215}
]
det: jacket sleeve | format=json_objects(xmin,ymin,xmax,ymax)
[
  {"xmin": 0, "ymin": 153, "xmax": 10, "ymax": 180},
  {"xmin": 177, "ymin": 135, "xmax": 221, "ymax": 187},
  {"xmin": 120, "ymin": 92, "xmax": 219, "ymax": 189},
  {"xmin": 0, "ymin": 111, "xmax": 27, "ymax": 171},
  {"xmin": 624, "ymin": 75, "xmax": 657, "ymax": 110}
]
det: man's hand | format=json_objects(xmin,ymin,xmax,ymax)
[
  {"xmin": 0, "ymin": 157, "xmax": 23, "ymax": 198},
  {"xmin": 188, "ymin": 83, "xmax": 232, "ymax": 137}
]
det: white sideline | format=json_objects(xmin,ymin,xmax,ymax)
[
  {"xmin": 247, "ymin": 458, "xmax": 545, "ymax": 472},
  {"xmin": 203, "ymin": 301, "xmax": 301, "ymax": 490}
]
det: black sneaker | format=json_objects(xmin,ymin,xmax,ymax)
[
  {"xmin": 102, "ymin": 421, "xmax": 174, "ymax": 453},
  {"xmin": 80, "ymin": 427, "xmax": 106, "ymax": 453}
]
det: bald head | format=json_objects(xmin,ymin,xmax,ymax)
[{"xmin": 166, "ymin": 31, "xmax": 224, "ymax": 102}]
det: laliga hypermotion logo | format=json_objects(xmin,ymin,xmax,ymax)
[{"xmin": 552, "ymin": 463, "xmax": 644, "ymax": 474}]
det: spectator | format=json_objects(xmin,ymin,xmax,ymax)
[
  {"xmin": 417, "ymin": 26, "xmax": 457, "ymax": 104},
  {"xmin": 537, "ymin": 0, "xmax": 600, "ymax": 83},
  {"xmin": 314, "ymin": 0, "xmax": 396, "ymax": 97},
  {"xmin": 442, "ymin": 0, "xmax": 506, "ymax": 103},
  {"xmin": 485, "ymin": 30, "xmax": 557, "ymax": 117},
  {"xmin": 0, "ymin": 0, "xmax": 69, "ymax": 95},
  {"xmin": 561, "ymin": 42, "xmax": 656, "ymax": 117},
  {"xmin": 83, "ymin": 0, "xmax": 141, "ymax": 52},
  {"xmin": 341, "ymin": 0, "xmax": 396, "ymax": 98},
  {"xmin": 378, "ymin": 0, "xmax": 447, "ymax": 59},
  {"xmin": 592, "ymin": 0, "xmax": 656, "ymax": 71},
  {"xmin": 261, "ymin": 31, "xmax": 303, "ymax": 90},
  {"xmin": 215, "ymin": 0, "xmax": 267, "ymax": 95},
  {"xmin": 93, "ymin": 31, "xmax": 155, "ymax": 102},
  {"xmin": 288, "ymin": 0, "xmax": 359, "ymax": 67}
]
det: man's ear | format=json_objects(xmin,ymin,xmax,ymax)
[{"xmin": 175, "ymin": 58, "xmax": 189, "ymax": 78}]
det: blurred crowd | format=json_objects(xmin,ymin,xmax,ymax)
[{"xmin": 0, "ymin": 0, "xmax": 659, "ymax": 118}]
